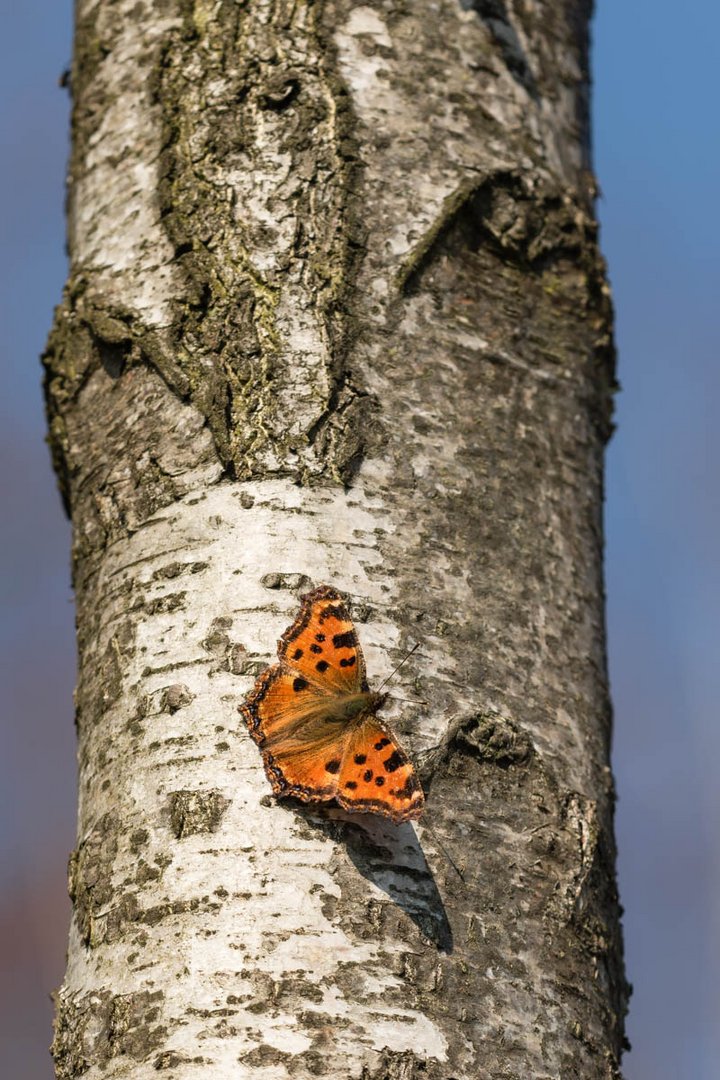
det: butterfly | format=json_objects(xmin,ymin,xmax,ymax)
[{"xmin": 240, "ymin": 585, "xmax": 424, "ymax": 823}]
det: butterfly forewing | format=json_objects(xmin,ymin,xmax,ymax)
[
  {"xmin": 277, "ymin": 586, "xmax": 367, "ymax": 694},
  {"xmin": 242, "ymin": 664, "xmax": 326, "ymax": 748}
]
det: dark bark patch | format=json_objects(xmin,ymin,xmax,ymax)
[
  {"xmin": 129, "ymin": 828, "xmax": 149, "ymax": 854},
  {"xmin": 229, "ymin": 643, "xmax": 254, "ymax": 676},
  {"xmin": 146, "ymin": 2, "xmax": 373, "ymax": 488},
  {"xmin": 144, "ymin": 590, "xmax": 187, "ymax": 615},
  {"xmin": 261, "ymin": 572, "xmax": 313, "ymax": 590},
  {"xmin": 52, "ymin": 988, "xmax": 166, "ymax": 1078},
  {"xmin": 260, "ymin": 73, "xmax": 301, "ymax": 110},
  {"xmin": 459, "ymin": 0, "xmax": 537, "ymax": 94},
  {"xmin": 152, "ymin": 560, "xmax": 209, "ymax": 580},
  {"xmin": 239, "ymin": 1045, "xmax": 296, "ymax": 1069},
  {"xmin": 168, "ymin": 790, "xmax": 230, "ymax": 838},
  {"xmin": 160, "ymin": 683, "xmax": 195, "ymax": 713},
  {"xmin": 202, "ymin": 617, "xmax": 251, "ymax": 674},
  {"xmin": 134, "ymin": 860, "xmax": 161, "ymax": 886},
  {"xmin": 154, "ymin": 1051, "xmax": 211, "ymax": 1070},
  {"xmin": 96, "ymin": 634, "xmax": 131, "ymax": 715},
  {"xmin": 68, "ymin": 811, "xmax": 119, "ymax": 948},
  {"xmin": 361, "ymin": 1048, "xmax": 433, "ymax": 1080},
  {"xmin": 202, "ymin": 618, "xmax": 232, "ymax": 657}
]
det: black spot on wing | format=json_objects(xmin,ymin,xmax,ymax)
[
  {"xmin": 310, "ymin": 643, "xmax": 322, "ymax": 654},
  {"xmin": 293, "ymin": 648, "xmax": 303, "ymax": 660},
  {"xmin": 315, "ymin": 633, "xmax": 325, "ymax": 642},
  {"xmin": 316, "ymin": 660, "xmax": 329, "ymax": 673},
  {"xmin": 354, "ymin": 753, "xmax": 367, "ymax": 765},
  {"xmin": 374, "ymin": 776, "xmax": 385, "ymax": 787},
  {"xmin": 344, "ymin": 781, "xmax": 358, "ymax": 790},
  {"xmin": 293, "ymin": 677, "xmax": 309, "ymax": 692},
  {"xmin": 363, "ymin": 769, "xmax": 373, "ymax": 782},
  {"xmin": 324, "ymin": 759, "xmax": 341, "ymax": 774},
  {"xmin": 339, "ymin": 655, "xmax": 356, "ymax": 668},
  {"xmin": 374, "ymin": 737, "xmax": 391, "ymax": 751},
  {"xmin": 383, "ymin": 750, "xmax": 404, "ymax": 773},
  {"xmin": 332, "ymin": 631, "xmax": 357, "ymax": 650},
  {"xmin": 320, "ymin": 604, "xmax": 345, "ymax": 623}
]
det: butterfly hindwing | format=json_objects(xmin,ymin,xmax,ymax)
[
  {"xmin": 336, "ymin": 716, "xmax": 424, "ymax": 823},
  {"xmin": 260, "ymin": 716, "xmax": 350, "ymax": 803}
]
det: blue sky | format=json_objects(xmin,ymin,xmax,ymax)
[
  {"xmin": 0, "ymin": 2, "xmax": 717, "ymax": 1076},
  {"xmin": 595, "ymin": 2, "xmax": 720, "ymax": 1075}
]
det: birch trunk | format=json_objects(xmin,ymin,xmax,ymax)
[{"xmin": 44, "ymin": 0, "xmax": 627, "ymax": 1077}]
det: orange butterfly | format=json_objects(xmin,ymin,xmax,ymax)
[{"xmin": 241, "ymin": 585, "xmax": 424, "ymax": 823}]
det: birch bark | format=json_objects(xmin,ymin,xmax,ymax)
[{"xmin": 44, "ymin": 0, "xmax": 627, "ymax": 1077}]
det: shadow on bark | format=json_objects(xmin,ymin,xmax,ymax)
[
  {"xmin": 343, "ymin": 817, "xmax": 454, "ymax": 953},
  {"xmin": 290, "ymin": 803, "xmax": 454, "ymax": 953}
]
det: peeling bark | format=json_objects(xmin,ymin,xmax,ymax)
[{"xmin": 45, "ymin": 0, "xmax": 627, "ymax": 1077}]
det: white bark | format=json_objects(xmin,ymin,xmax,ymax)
[{"xmin": 58, "ymin": 475, "xmax": 457, "ymax": 1076}]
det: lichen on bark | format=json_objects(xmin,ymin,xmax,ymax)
[{"xmin": 44, "ymin": 0, "xmax": 379, "ymax": 575}]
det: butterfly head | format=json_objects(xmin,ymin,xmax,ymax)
[{"xmin": 368, "ymin": 690, "xmax": 389, "ymax": 714}]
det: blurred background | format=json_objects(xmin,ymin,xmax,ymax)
[{"xmin": 1, "ymin": 2, "xmax": 717, "ymax": 1076}]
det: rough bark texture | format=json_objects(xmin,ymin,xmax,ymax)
[{"xmin": 44, "ymin": 0, "xmax": 627, "ymax": 1077}]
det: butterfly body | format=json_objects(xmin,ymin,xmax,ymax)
[
  {"xmin": 320, "ymin": 689, "xmax": 387, "ymax": 725},
  {"xmin": 241, "ymin": 587, "xmax": 424, "ymax": 823}
]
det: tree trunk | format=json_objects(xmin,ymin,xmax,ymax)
[{"xmin": 44, "ymin": 0, "xmax": 627, "ymax": 1077}]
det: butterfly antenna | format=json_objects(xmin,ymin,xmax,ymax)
[
  {"xmin": 377, "ymin": 642, "xmax": 420, "ymax": 692},
  {"xmin": 422, "ymin": 821, "xmax": 465, "ymax": 883}
]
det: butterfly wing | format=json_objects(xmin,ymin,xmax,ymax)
[
  {"xmin": 276, "ymin": 585, "xmax": 367, "ymax": 695},
  {"xmin": 246, "ymin": 696, "xmax": 424, "ymax": 819},
  {"xmin": 336, "ymin": 715, "xmax": 424, "ymax": 823}
]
